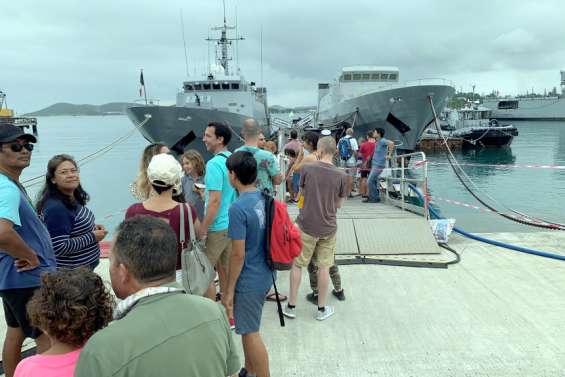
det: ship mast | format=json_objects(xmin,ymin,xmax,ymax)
[{"xmin": 206, "ymin": 1, "xmax": 243, "ymax": 76}]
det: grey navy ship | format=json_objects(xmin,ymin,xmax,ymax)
[
  {"xmin": 126, "ymin": 14, "xmax": 268, "ymax": 158},
  {"xmin": 316, "ymin": 66, "xmax": 455, "ymax": 152},
  {"xmin": 482, "ymin": 71, "xmax": 565, "ymax": 121}
]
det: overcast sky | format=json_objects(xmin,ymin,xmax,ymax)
[{"xmin": 2, "ymin": 0, "xmax": 565, "ymax": 113}]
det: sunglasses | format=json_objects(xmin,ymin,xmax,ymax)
[{"xmin": 7, "ymin": 143, "xmax": 34, "ymax": 152}]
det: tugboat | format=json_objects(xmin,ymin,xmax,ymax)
[
  {"xmin": 420, "ymin": 103, "xmax": 518, "ymax": 149},
  {"xmin": 0, "ymin": 90, "xmax": 38, "ymax": 138}
]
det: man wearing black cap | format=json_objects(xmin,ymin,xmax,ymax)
[{"xmin": 0, "ymin": 123, "xmax": 56, "ymax": 377}]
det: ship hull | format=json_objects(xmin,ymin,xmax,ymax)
[
  {"xmin": 127, "ymin": 105, "xmax": 257, "ymax": 159},
  {"xmin": 482, "ymin": 97, "xmax": 565, "ymax": 120},
  {"xmin": 318, "ymin": 85, "xmax": 455, "ymax": 152}
]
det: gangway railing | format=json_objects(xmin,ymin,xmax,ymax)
[
  {"xmin": 295, "ymin": 112, "xmax": 315, "ymax": 128},
  {"xmin": 271, "ymin": 117, "xmax": 291, "ymax": 131},
  {"xmin": 382, "ymin": 151, "xmax": 429, "ymax": 220}
]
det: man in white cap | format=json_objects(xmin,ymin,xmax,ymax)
[{"xmin": 0, "ymin": 123, "xmax": 56, "ymax": 377}]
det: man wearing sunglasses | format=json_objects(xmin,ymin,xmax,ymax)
[{"xmin": 0, "ymin": 123, "xmax": 56, "ymax": 377}]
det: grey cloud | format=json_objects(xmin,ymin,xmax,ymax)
[{"xmin": 2, "ymin": 0, "xmax": 565, "ymax": 112}]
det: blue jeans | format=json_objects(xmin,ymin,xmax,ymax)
[{"xmin": 367, "ymin": 167, "xmax": 383, "ymax": 202}]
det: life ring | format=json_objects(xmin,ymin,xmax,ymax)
[{"xmin": 489, "ymin": 119, "xmax": 498, "ymax": 127}]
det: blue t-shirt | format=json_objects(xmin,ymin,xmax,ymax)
[
  {"xmin": 372, "ymin": 138, "xmax": 389, "ymax": 168},
  {"xmin": 235, "ymin": 146, "xmax": 280, "ymax": 196},
  {"xmin": 0, "ymin": 175, "xmax": 56, "ymax": 290},
  {"xmin": 205, "ymin": 151, "xmax": 236, "ymax": 231},
  {"xmin": 227, "ymin": 191, "xmax": 273, "ymax": 293}
]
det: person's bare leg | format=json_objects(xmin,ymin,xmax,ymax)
[
  {"xmin": 360, "ymin": 177, "xmax": 367, "ymax": 196},
  {"xmin": 346, "ymin": 175, "xmax": 353, "ymax": 197},
  {"xmin": 3, "ymin": 326, "xmax": 26, "ymax": 377},
  {"xmin": 316, "ymin": 266, "xmax": 330, "ymax": 308},
  {"xmin": 242, "ymin": 332, "xmax": 270, "ymax": 377},
  {"xmin": 288, "ymin": 263, "xmax": 302, "ymax": 306}
]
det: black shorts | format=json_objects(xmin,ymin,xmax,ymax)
[
  {"xmin": 0, "ymin": 287, "xmax": 42, "ymax": 339},
  {"xmin": 360, "ymin": 171, "xmax": 369, "ymax": 178}
]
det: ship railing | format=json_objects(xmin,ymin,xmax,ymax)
[
  {"xmin": 382, "ymin": 151, "xmax": 429, "ymax": 220},
  {"xmin": 349, "ymin": 78, "xmax": 455, "ymax": 99},
  {"xmin": 403, "ymin": 78, "xmax": 456, "ymax": 88},
  {"xmin": 132, "ymin": 99, "xmax": 161, "ymax": 106}
]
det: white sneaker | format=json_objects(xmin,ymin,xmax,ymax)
[
  {"xmin": 283, "ymin": 304, "xmax": 296, "ymax": 319},
  {"xmin": 315, "ymin": 305, "xmax": 335, "ymax": 321}
]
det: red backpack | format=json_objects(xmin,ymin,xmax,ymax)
[
  {"xmin": 264, "ymin": 195, "xmax": 302, "ymax": 270},
  {"xmin": 263, "ymin": 194, "xmax": 302, "ymax": 327}
]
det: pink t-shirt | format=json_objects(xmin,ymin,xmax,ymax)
[{"xmin": 14, "ymin": 348, "xmax": 82, "ymax": 377}]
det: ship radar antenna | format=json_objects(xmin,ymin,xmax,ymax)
[{"xmin": 206, "ymin": 1, "xmax": 244, "ymax": 76}]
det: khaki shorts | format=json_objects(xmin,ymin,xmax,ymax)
[
  {"xmin": 205, "ymin": 229, "xmax": 232, "ymax": 270},
  {"xmin": 294, "ymin": 228, "xmax": 337, "ymax": 268}
]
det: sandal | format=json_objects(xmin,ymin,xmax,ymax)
[{"xmin": 266, "ymin": 292, "xmax": 287, "ymax": 302}]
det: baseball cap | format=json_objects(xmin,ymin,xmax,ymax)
[
  {"xmin": 147, "ymin": 154, "xmax": 182, "ymax": 195},
  {"xmin": 0, "ymin": 123, "xmax": 37, "ymax": 143}
]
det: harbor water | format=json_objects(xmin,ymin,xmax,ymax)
[{"xmin": 21, "ymin": 116, "xmax": 565, "ymax": 234}]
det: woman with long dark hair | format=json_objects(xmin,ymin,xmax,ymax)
[{"xmin": 36, "ymin": 155, "xmax": 107, "ymax": 270}]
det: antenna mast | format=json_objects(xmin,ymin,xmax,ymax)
[
  {"xmin": 206, "ymin": 0, "xmax": 243, "ymax": 76},
  {"xmin": 235, "ymin": 4, "xmax": 239, "ymax": 73},
  {"xmin": 180, "ymin": 9, "xmax": 189, "ymax": 78},
  {"xmin": 260, "ymin": 26, "xmax": 263, "ymax": 87}
]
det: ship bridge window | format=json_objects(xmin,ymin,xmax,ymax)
[
  {"xmin": 228, "ymin": 102, "xmax": 237, "ymax": 106},
  {"xmin": 352, "ymin": 73, "xmax": 362, "ymax": 80},
  {"xmin": 231, "ymin": 83, "xmax": 240, "ymax": 90},
  {"xmin": 222, "ymin": 83, "xmax": 230, "ymax": 90},
  {"xmin": 194, "ymin": 84, "xmax": 202, "ymax": 90},
  {"xmin": 184, "ymin": 84, "xmax": 194, "ymax": 91},
  {"xmin": 362, "ymin": 73, "xmax": 370, "ymax": 80},
  {"xmin": 203, "ymin": 83, "xmax": 211, "ymax": 90},
  {"xmin": 213, "ymin": 83, "xmax": 221, "ymax": 90},
  {"xmin": 389, "ymin": 74, "xmax": 397, "ymax": 80},
  {"xmin": 343, "ymin": 74, "xmax": 352, "ymax": 81},
  {"xmin": 380, "ymin": 73, "xmax": 389, "ymax": 80},
  {"xmin": 498, "ymin": 100, "xmax": 518, "ymax": 110},
  {"xmin": 371, "ymin": 73, "xmax": 379, "ymax": 80}
]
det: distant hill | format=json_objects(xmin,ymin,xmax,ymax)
[
  {"xmin": 24, "ymin": 102, "xmax": 136, "ymax": 116},
  {"xmin": 269, "ymin": 105, "xmax": 316, "ymax": 113}
]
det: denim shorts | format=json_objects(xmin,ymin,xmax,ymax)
[
  {"xmin": 234, "ymin": 290, "xmax": 267, "ymax": 335},
  {"xmin": 292, "ymin": 173, "xmax": 301, "ymax": 193}
]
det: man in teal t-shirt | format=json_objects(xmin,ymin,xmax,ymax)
[
  {"xmin": 235, "ymin": 118, "xmax": 282, "ymax": 196},
  {"xmin": 200, "ymin": 122, "xmax": 237, "ymax": 312}
]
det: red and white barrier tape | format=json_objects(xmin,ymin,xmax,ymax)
[
  {"xmin": 425, "ymin": 161, "xmax": 565, "ymax": 170},
  {"xmin": 430, "ymin": 196, "xmax": 492, "ymax": 213},
  {"xmin": 430, "ymin": 195, "xmax": 565, "ymax": 230}
]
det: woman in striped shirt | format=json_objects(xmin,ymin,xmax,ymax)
[{"xmin": 36, "ymin": 155, "xmax": 107, "ymax": 270}]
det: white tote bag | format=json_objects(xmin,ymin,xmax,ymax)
[{"xmin": 179, "ymin": 204, "xmax": 215, "ymax": 296}]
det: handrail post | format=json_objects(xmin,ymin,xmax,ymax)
[{"xmin": 400, "ymin": 156, "xmax": 405, "ymax": 211}]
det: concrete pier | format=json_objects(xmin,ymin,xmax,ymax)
[{"xmin": 1, "ymin": 199, "xmax": 564, "ymax": 376}]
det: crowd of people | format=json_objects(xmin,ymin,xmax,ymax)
[{"xmin": 0, "ymin": 119, "xmax": 390, "ymax": 377}]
